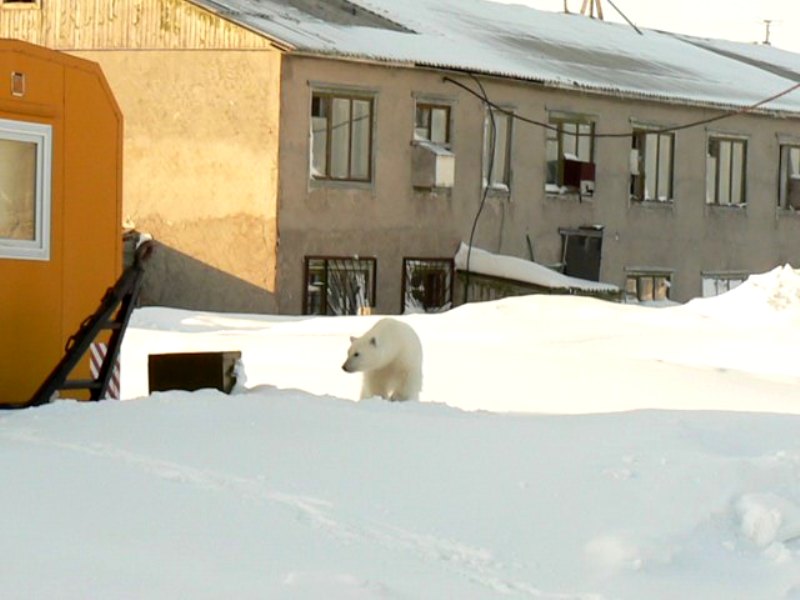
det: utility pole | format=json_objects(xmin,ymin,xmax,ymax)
[
  {"xmin": 762, "ymin": 19, "xmax": 772, "ymax": 45},
  {"xmin": 580, "ymin": 0, "xmax": 604, "ymax": 20}
]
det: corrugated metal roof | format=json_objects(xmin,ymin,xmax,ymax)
[{"xmin": 189, "ymin": 0, "xmax": 800, "ymax": 114}]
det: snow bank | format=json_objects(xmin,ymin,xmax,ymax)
[{"xmin": 454, "ymin": 242, "xmax": 619, "ymax": 293}]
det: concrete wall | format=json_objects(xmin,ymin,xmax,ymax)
[
  {"xmin": 73, "ymin": 49, "xmax": 282, "ymax": 312},
  {"xmin": 277, "ymin": 54, "xmax": 800, "ymax": 313}
]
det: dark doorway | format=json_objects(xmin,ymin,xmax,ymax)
[{"xmin": 560, "ymin": 226, "xmax": 603, "ymax": 281}]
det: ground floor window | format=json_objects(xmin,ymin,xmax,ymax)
[
  {"xmin": 303, "ymin": 256, "xmax": 376, "ymax": 315},
  {"xmin": 402, "ymin": 258, "xmax": 453, "ymax": 313},
  {"xmin": 625, "ymin": 270, "xmax": 672, "ymax": 304},
  {"xmin": 0, "ymin": 118, "xmax": 52, "ymax": 261},
  {"xmin": 701, "ymin": 273, "xmax": 747, "ymax": 297}
]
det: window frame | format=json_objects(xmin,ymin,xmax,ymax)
[
  {"xmin": 0, "ymin": 118, "xmax": 52, "ymax": 261},
  {"xmin": 546, "ymin": 114, "xmax": 596, "ymax": 193},
  {"xmin": 630, "ymin": 128, "xmax": 674, "ymax": 202},
  {"xmin": 414, "ymin": 102, "xmax": 452, "ymax": 147},
  {"xmin": 401, "ymin": 257, "xmax": 454, "ymax": 314},
  {"xmin": 778, "ymin": 143, "xmax": 800, "ymax": 210},
  {"xmin": 483, "ymin": 106, "xmax": 513, "ymax": 191},
  {"xmin": 701, "ymin": 272, "xmax": 747, "ymax": 297},
  {"xmin": 706, "ymin": 135, "xmax": 747, "ymax": 206},
  {"xmin": 303, "ymin": 256, "xmax": 377, "ymax": 316},
  {"xmin": 624, "ymin": 269, "xmax": 672, "ymax": 303},
  {"xmin": 310, "ymin": 90, "xmax": 375, "ymax": 183}
]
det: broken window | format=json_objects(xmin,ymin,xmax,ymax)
[
  {"xmin": 706, "ymin": 136, "xmax": 747, "ymax": 206},
  {"xmin": 630, "ymin": 129, "xmax": 674, "ymax": 202},
  {"xmin": 304, "ymin": 257, "xmax": 376, "ymax": 316},
  {"xmin": 402, "ymin": 258, "xmax": 453, "ymax": 313},
  {"xmin": 560, "ymin": 227, "xmax": 603, "ymax": 281},
  {"xmin": 310, "ymin": 92, "xmax": 373, "ymax": 182},
  {"xmin": 546, "ymin": 115, "xmax": 595, "ymax": 195},
  {"xmin": 483, "ymin": 107, "xmax": 512, "ymax": 190},
  {"xmin": 0, "ymin": 118, "xmax": 52, "ymax": 261},
  {"xmin": 625, "ymin": 271, "xmax": 671, "ymax": 303},
  {"xmin": 778, "ymin": 144, "xmax": 800, "ymax": 210}
]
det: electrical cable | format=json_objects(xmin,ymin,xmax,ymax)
[
  {"xmin": 443, "ymin": 75, "xmax": 800, "ymax": 139},
  {"xmin": 464, "ymin": 73, "xmax": 497, "ymax": 301}
]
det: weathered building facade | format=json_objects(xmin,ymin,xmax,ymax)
[{"xmin": 4, "ymin": 0, "xmax": 800, "ymax": 314}]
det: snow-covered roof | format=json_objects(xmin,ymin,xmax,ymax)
[
  {"xmin": 454, "ymin": 243, "xmax": 619, "ymax": 294},
  {"xmin": 190, "ymin": 0, "xmax": 800, "ymax": 115}
]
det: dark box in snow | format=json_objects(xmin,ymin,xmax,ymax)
[{"xmin": 148, "ymin": 351, "xmax": 241, "ymax": 394}]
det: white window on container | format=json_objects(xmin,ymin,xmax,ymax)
[{"xmin": 0, "ymin": 118, "xmax": 52, "ymax": 261}]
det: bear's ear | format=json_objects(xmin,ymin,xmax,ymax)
[
  {"xmin": 370, "ymin": 336, "xmax": 377, "ymax": 347},
  {"xmin": 350, "ymin": 336, "xmax": 356, "ymax": 342}
]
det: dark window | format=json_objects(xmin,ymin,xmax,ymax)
[
  {"xmin": 707, "ymin": 137, "xmax": 747, "ymax": 205},
  {"xmin": 402, "ymin": 258, "xmax": 453, "ymax": 313},
  {"xmin": 778, "ymin": 144, "xmax": 800, "ymax": 210},
  {"xmin": 631, "ymin": 129, "xmax": 674, "ymax": 202},
  {"xmin": 304, "ymin": 257, "xmax": 376, "ymax": 316},
  {"xmin": 560, "ymin": 228, "xmax": 603, "ymax": 281},
  {"xmin": 311, "ymin": 92, "xmax": 373, "ymax": 182}
]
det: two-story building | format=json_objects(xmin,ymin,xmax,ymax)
[{"xmin": 3, "ymin": 0, "xmax": 800, "ymax": 313}]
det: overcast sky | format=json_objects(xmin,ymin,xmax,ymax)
[{"xmin": 489, "ymin": 0, "xmax": 800, "ymax": 53}]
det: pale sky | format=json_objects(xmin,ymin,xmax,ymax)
[{"xmin": 489, "ymin": 0, "xmax": 800, "ymax": 54}]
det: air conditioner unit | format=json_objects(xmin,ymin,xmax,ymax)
[
  {"xmin": 562, "ymin": 158, "xmax": 596, "ymax": 194},
  {"xmin": 412, "ymin": 141, "xmax": 455, "ymax": 189}
]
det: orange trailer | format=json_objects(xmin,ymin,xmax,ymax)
[{"xmin": 0, "ymin": 39, "xmax": 122, "ymax": 407}]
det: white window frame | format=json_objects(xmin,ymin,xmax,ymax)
[
  {"xmin": 0, "ymin": 118, "xmax": 52, "ymax": 261},
  {"xmin": 706, "ymin": 135, "xmax": 747, "ymax": 206},
  {"xmin": 630, "ymin": 128, "xmax": 674, "ymax": 202},
  {"xmin": 483, "ymin": 107, "xmax": 513, "ymax": 192},
  {"xmin": 701, "ymin": 272, "xmax": 747, "ymax": 297}
]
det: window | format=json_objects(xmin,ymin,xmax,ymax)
[
  {"xmin": 402, "ymin": 258, "xmax": 453, "ymax": 313},
  {"xmin": 625, "ymin": 271, "xmax": 671, "ymax": 304},
  {"xmin": 546, "ymin": 116, "xmax": 595, "ymax": 194},
  {"xmin": 310, "ymin": 92, "xmax": 373, "ymax": 182},
  {"xmin": 483, "ymin": 108, "xmax": 512, "ymax": 190},
  {"xmin": 778, "ymin": 144, "xmax": 800, "ymax": 210},
  {"xmin": 304, "ymin": 256, "xmax": 376, "ymax": 315},
  {"xmin": 0, "ymin": 0, "xmax": 40, "ymax": 7},
  {"xmin": 415, "ymin": 103, "xmax": 450, "ymax": 146},
  {"xmin": 631, "ymin": 129, "xmax": 674, "ymax": 202},
  {"xmin": 0, "ymin": 118, "xmax": 52, "ymax": 261},
  {"xmin": 701, "ymin": 273, "xmax": 746, "ymax": 297},
  {"xmin": 706, "ymin": 137, "xmax": 747, "ymax": 206}
]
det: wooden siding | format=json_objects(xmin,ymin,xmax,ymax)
[{"xmin": 0, "ymin": 0, "xmax": 275, "ymax": 50}]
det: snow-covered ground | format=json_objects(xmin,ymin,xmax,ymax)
[{"xmin": 2, "ymin": 266, "xmax": 800, "ymax": 599}]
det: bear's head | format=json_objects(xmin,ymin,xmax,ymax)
[{"xmin": 342, "ymin": 333, "xmax": 390, "ymax": 373}]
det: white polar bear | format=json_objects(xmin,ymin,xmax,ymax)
[{"xmin": 341, "ymin": 318, "xmax": 423, "ymax": 401}]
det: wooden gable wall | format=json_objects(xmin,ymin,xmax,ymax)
[{"xmin": 0, "ymin": 0, "xmax": 275, "ymax": 50}]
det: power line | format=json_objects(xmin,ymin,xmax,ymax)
[{"xmin": 442, "ymin": 75, "xmax": 800, "ymax": 139}]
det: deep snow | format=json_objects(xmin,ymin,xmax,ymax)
[{"xmin": 2, "ymin": 266, "xmax": 800, "ymax": 599}]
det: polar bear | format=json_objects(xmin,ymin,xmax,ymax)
[{"xmin": 341, "ymin": 318, "xmax": 423, "ymax": 401}]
